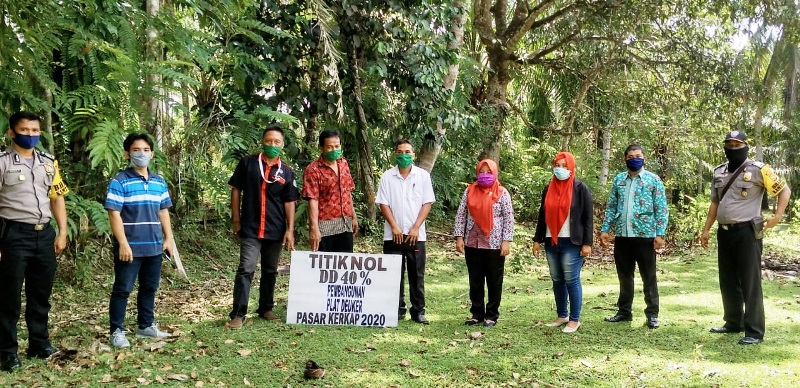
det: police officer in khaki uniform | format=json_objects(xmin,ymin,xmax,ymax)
[
  {"xmin": 0, "ymin": 111, "xmax": 69, "ymax": 372},
  {"xmin": 701, "ymin": 130, "xmax": 790, "ymax": 345}
]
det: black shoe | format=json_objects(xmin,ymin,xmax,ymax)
[
  {"xmin": 483, "ymin": 319, "xmax": 497, "ymax": 327},
  {"xmin": 0, "ymin": 353, "xmax": 21, "ymax": 372},
  {"xmin": 27, "ymin": 345, "xmax": 58, "ymax": 359},
  {"xmin": 412, "ymin": 314, "xmax": 429, "ymax": 325},
  {"xmin": 646, "ymin": 317, "xmax": 659, "ymax": 329},
  {"xmin": 464, "ymin": 318, "xmax": 483, "ymax": 326},
  {"xmin": 710, "ymin": 326, "xmax": 742, "ymax": 334},
  {"xmin": 604, "ymin": 314, "xmax": 632, "ymax": 323},
  {"xmin": 398, "ymin": 310, "xmax": 407, "ymax": 320},
  {"xmin": 738, "ymin": 336, "xmax": 763, "ymax": 345}
]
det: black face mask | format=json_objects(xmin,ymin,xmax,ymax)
[{"xmin": 724, "ymin": 146, "xmax": 749, "ymax": 170}]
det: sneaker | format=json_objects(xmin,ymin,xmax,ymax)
[
  {"xmin": 136, "ymin": 324, "xmax": 171, "ymax": 339},
  {"xmin": 228, "ymin": 316, "xmax": 244, "ymax": 330},
  {"xmin": 110, "ymin": 329, "xmax": 130, "ymax": 348}
]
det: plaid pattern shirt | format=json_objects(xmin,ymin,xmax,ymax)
[{"xmin": 302, "ymin": 157, "xmax": 356, "ymax": 237}]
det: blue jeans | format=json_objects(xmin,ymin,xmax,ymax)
[
  {"xmin": 545, "ymin": 238, "xmax": 584, "ymax": 321},
  {"xmin": 109, "ymin": 254, "xmax": 162, "ymax": 334}
]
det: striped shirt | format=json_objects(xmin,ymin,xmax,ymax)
[{"xmin": 104, "ymin": 168, "xmax": 172, "ymax": 257}]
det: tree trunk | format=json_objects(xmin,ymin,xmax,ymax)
[
  {"xmin": 345, "ymin": 33, "xmax": 376, "ymax": 225},
  {"xmin": 303, "ymin": 24, "xmax": 325, "ymax": 166},
  {"xmin": 43, "ymin": 88, "xmax": 54, "ymax": 154},
  {"xmin": 146, "ymin": 0, "xmax": 164, "ymax": 148},
  {"xmin": 753, "ymin": 102, "xmax": 764, "ymax": 161},
  {"xmin": 415, "ymin": 1, "xmax": 467, "ymax": 174},
  {"xmin": 480, "ymin": 46, "xmax": 511, "ymax": 164},
  {"xmin": 599, "ymin": 127, "xmax": 611, "ymax": 186}
]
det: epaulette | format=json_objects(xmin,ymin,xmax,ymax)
[
  {"xmin": 751, "ymin": 161, "xmax": 765, "ymax": 169},
  {"xmin": 714, "ymin": 162, "xmax": 727, "ymax": 171},
  {"xmin": 36, "ymin": 150, "xmax": 56, "ymax": 160}
]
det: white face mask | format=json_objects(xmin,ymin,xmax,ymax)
[
  {"xmin": 553, "ymin": 167, "xmax": 571, "ymax": 180},
  {"xmin": 130, "ymin": 151, "xmax": 152, "ymax": 168}
]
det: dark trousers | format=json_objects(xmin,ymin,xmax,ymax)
[
  {"xmin": 613, "ymin": 237, "xmax": 659, "ymax": 318},
  {"xmin": 109, "ymin": 253, "xmax": 163, "ymax": 334},
  {"xmin": 230, "ymin": 238, "xmax": 282, "ymax": 318},
  {"xmin": 0, "ymin": 222, "xmax": 56, "ymax": 355},
  {"xmin": 717, "ymin": 223, "xmax": 765, "ymax": 339},
  {"xmin": 384, "ymin": 241, "xmax": 426, "ymax": 318},
  {"xmin": 464, "ymin": 247, "xmax": 505, "ymax": 321},
  {"xmin": 320, "ymin": 232, "xmax": 354, "ymax": 253}
]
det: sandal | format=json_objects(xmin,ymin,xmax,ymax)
[
  {"xmin": 483, "ymin": 319, "xmax": 497, "ymax": 327},
  {"xmin": 464, "ymin": 318, "xmax": 482, "ymax": 326}
]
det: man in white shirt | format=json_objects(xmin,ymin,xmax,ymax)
[{"xmin": 375, "ymin": 140, "xmax": 435, "ymax": 324}]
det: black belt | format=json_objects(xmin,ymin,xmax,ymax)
[
  {"xmin": 1, "ymin": 219, "xmax": 51, "ymax": 231},
  {"xmin": 719, "ymin": 222, "xmax": 749, "ymax": 231}
]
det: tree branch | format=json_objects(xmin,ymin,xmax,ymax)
[{"xmin": 517, "ymin": 31, "xmax": 580, "ymax": 65}]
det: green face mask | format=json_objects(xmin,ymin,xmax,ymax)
[
  {"xmin": 262, "ymin": 145, "xmax": 281, "ymax": 159},
  {"xmin": 324, "ymin": 149, "xmax": 342, "ymax": 162},
  {"xmin": 396, "ymin": 153, "xmax": 413, "ymax": 168}
]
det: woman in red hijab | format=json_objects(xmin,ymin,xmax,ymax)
[
  {"xmin": 454, "ymin": 159, "xmax": 515, "ymax": 327},
  {"xmin": 532, "ymin": 152, "xmax": 593, "ymax": 333}
]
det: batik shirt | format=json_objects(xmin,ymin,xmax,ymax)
[{"xmin": 601, "ymin": 169, "xmax": 668, "ymax": 238}]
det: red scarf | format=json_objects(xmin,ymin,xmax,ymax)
[
  {"xmin": 544, "ymin": 152, "xmax": 576, "ymax": 245},
  {"xmin": 467, "ymin": 159, "xmax": 504, "ymax": 236}
]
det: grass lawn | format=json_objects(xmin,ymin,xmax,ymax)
[{"xmin": 2, "ymin": 225, "xmax": 799, "ymax": 387}]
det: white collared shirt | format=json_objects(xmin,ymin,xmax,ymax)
[{"xmin": 375, "ymin": 165, "xmax": 436, "ymax": 241}]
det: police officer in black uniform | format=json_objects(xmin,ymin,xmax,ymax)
[
  {"xmin": 0, "ymin": 111, "xmax": 69, "ymax": 371},
  {"xmin": 701, "ymin": 130, "xmax": 791, "ymax": 345}
]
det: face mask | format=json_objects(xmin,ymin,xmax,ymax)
[
  {"xmin": 12, "ymin": 133, "xmax": 40, "ymax": 149},
  {"xmin": 553, "ymin": 167, "xmax": 571, "ymax": 181},
  {"xmin": 477, "ymin": 172, "xmax": 495, "ymax": 187},
  {"xmin": 262, "ymin": 145, "xmax": 281, "ymax": 159},
  {"xmin": 324, "ymin": 149, "xmax": 342, "ymax": 162},
  {"xmin": 396, "ymin": 154, "xmax": 413, "ymax": 169},
  {"xmin": 724, "ymin": 146, "xmax": 749, "ymax": 169},
  {"xmin": 129, "ymin": 151, "xmax": 152, "ymax": 168},
  {"xmin": 626, "ymin": 157, "xmax": 644, "ymax": 171}
]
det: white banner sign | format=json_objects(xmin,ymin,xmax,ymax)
[{"xmin": 287, "ymin": 251, "xmax": 402, "ymax": 327}]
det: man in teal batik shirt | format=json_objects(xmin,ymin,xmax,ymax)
[{"xmin": 600, "ymin": 144, "xmax": 669, "ymax": 329}]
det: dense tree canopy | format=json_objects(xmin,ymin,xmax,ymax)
[{"xmin": 1, "ymin": 0, "xmax": 797, "ymax": 280}]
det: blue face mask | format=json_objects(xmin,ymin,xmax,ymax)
[
  {"xmin": 626, "ymin": 157, "xmax": 644, "ymax": 171},
  {"xmin": 553, "ymin": 167, "xmax": 571, "ymax": 181},
  {"xmin": 12, "ymin": 133, "xmax": 40, "ymax": 149}
]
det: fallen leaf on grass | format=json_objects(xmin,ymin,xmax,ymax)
[
  {"xmin": 365, "ymin": 343, "xmax": 377, "ymax": 350},
  {"xmin": 552, "ymin": 352, "xmax": 564, "ymax": 359},
  {"xmin": 136, "ymin": 377, "xmax": 149, "ymax": 384},
  {"xmin": 142, "ymin": 341, "xmax": 167, "ymax": 352},
  {"xmin": 580, "ymin": 360, "xmax": 593, "ymax": 368},
  {"xmin": 408, "ymin": 370, "xmax": 421, "ymax": 378},
  {"xmin": 467, "ymin": 367, "xmax": 478, "ymax": 375},
  {"xmin": 160, "ymin": 364, "xmax": 173, "ymax": 371},
  {"xmin": 470, "ymin": 332, "xmax": 484, "ymax": 339},
  {"xmin": 195, "ymin": 382, "xmax": 205, "ymax": 387},
  {"xmin": 237, "ymin": 349, "xmax": 252, "ymax": 357},
  {"xmin": 702, "ymin": 370, "xmax": 718, "ymax": 378},
  {"xmin": 449, "ymin": 341, "xmax": 457, "ymax": 347},
  {"xmin": 155, "ymin": 375, "xmax": 166, "ymax": 383},
  {"xmin": 398, "ymin": 359, "xmax": 411, "ymax": 367},
  {"xmin": 224, "ymin": 339, "xmax": 235, "ymax": 344},
  {"xmin": 243, "ymin": 377, "xmax": 251, "ymax": 386},
  {"xmin": 99, "ymin": 374, "xmax": 113, "ymax": 383},
  {"xmin": 166, "ymin": 374, "xmax": 189, "ymax": 381},
  {"xmin": 509, "ymin": 307, "xmax": 519, "ymax": 312},
  {"xmin": 513, "ymin": 372, "xmax": 520, "ymax": 379}
]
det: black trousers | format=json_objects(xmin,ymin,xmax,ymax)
[
  {"xmin": 717, "ymin": 223, "xmax": 764, "ymax": 339},
  {"xmin": 613, "ymin": 237, "xmax": 659, "ymax": 318},
  {"xmin": 384, "ymin": 241, "xmax": 426, "ymax": 318},
  {"xmin": 464, "ymin": 247, "xmax": 505, "ymax": 321},
  {"xmin": 0, "ymin": 221, "xmax": 57, "ymax": 355},
  {"xmin": 230, "ymin": 238, "xmax": 282, "ymax": 319},
  {"xmin": 320, "ymin": 232, "xmax": 354, "ymax": 253}
]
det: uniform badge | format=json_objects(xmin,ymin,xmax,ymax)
[
  {"xmin": 44, "ymin": 163, "xmax": 54, "ymax": 174},
  {"xmin": 743, "ymin": 172, "xmax": 752, "ymax": 181},
  {"xmin": 19, "ymin": 174, "xmax": 25, "ymax": 181},
  {"xmin": 741, "ymin": 190, "xmax": 748, "ymax": 197}
]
